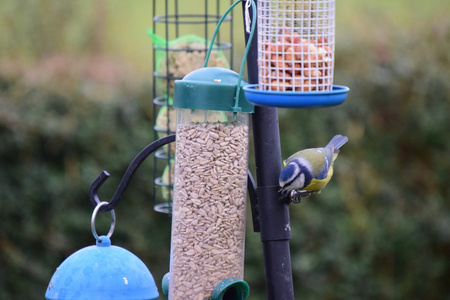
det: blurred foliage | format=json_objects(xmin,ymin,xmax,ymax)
[
  {"xmin": 1, "ymin": 0, "xmax": 450, "ymax": 300},
  {"xmin": 0, "ymin": 54, "xmax": 173, "ymax": 299}
]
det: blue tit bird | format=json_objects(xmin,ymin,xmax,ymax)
[{"xmin": 279, "ymin": 134, "xmax": 348, "ymax": 203}]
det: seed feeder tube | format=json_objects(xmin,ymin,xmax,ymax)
[
  {"xmin": 243, "ymin": 0, "xmax": 349, "ymax": 108},
  {"xmin": 168, "ymin": 2, "xmax": 255, "ymax": 299},
  {"xmin": 169, "ymin": 67, "xmax": 252, "ymax": 299}
]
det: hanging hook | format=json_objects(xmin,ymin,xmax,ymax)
[
  {"xmin": 89, "ymin": 134, "xmax": 176, "ymax": 212},
  {"xmin": 203, "ymin": 0, "xmax": 257, "ymax": 115}
]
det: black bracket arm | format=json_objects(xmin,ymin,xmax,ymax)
[
  {"xmin": 88, "ymin": 132, "xmax": 261, "ymax": 231},
  {"xmin": 89, "ymin": 134, "xmax": 176, "ymax": 212}
]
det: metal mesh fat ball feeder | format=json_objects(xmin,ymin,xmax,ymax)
[
  {"xmin": 243, "ymin": 0, "xmax": 349, "ymax": 108},
  {"xmin": 150, "ymin": 0, "xmax": 234, "ymax": 215}
]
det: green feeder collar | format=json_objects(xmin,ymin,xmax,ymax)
[{"xmin": 173, "ymin": 67, "xmax": 254, "ymax": 113}]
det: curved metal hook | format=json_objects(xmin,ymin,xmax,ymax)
[{"xmin": 89, "ymin": 134, "xmax": 176, "ymax": 212}]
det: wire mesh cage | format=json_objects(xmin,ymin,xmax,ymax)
[
  {"xmin": 151, "ymin": 0, "xmax": 234, "ymax": 214},
  {"xmin": 258, "ymin": 0, "xmax": 335, "ymax": 92}
]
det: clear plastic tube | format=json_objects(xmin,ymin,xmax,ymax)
[{"xmin": 169, "ymin": 109, "xmax": 249, "ymax": 300}]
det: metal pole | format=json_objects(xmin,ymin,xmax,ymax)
[{"xmin": 242, "ymin": 1, "xmax": 295, "ymax": 299}]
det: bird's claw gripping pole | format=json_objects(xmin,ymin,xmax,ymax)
[{"xmin": 280, "ymin": 190, "xmax": 313, "ymax": 204}]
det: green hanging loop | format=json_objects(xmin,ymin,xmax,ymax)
[{"xmin": 203, "ymin": 0, "xmax": 257, "ymax": 113}]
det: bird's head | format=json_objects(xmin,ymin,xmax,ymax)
[{"xmin": 279, "ymin": 157, "xmax": 313, "ymax": 192}]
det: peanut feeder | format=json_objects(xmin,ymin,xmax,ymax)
[{"xmin": 258, "ymin": 0, "xmax": 336, "ymax": 92}]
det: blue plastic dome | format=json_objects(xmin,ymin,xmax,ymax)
[{"xmin": 45, "ymin": 236, "xmax": 159, "ymax": 300}]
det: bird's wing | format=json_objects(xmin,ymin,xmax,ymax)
[
  {"xmin": 292, "ymin": 148, "xmax": 329, "ymax": 179},
  {"xmin": 314, "ymin": 148, "xmax": 331, "ymax": 180}
]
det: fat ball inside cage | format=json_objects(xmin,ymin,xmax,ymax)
[{"xmin": 151, "ymin": 0, "xmax": 234, "ymax": 214}]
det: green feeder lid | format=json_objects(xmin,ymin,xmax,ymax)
[{"xmin": 173, "ymin": 67, "xmax": 254, "ymax": 113}]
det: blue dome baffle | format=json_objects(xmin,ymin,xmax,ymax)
[{"xmin": 45, "ymin": 236, "xmax": 159, "ymax": 300}]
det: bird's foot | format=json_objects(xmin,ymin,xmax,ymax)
[
  {"xmin": 280, "ymin": 189, "xmax": 294, "ymax": 204},
  {"xmin": 290, "ymin": 190, "xmax": 312, "ymax": 203},
  {"xmin": 280, "ymin": 190, "xmax": 312, "ymax": 204}
]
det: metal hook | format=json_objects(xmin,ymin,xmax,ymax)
[{"xmin": 89, "ymin": 134, "xmax": 176, "ymax": 212}]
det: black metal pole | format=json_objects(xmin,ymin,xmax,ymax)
[{"xmin": 242, "ymin": 1, "xmax": 295, "ymax": 299}]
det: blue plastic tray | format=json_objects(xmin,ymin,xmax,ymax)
[{"xmin": 243, "ymin": 84, "xmax": 349, "ymax": 108}]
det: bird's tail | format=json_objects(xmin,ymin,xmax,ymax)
[{"xmin": 327, "ymin": 135, "xmax": 348, "ymax": 153}]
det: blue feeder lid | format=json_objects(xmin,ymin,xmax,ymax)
[{"xmin": 45, "ymin": 236, "xmax": 159, "ymax": 300}]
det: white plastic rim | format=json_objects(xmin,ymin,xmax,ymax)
[{"xmin": 258, "ymin": 0, "xmax": 335, "ymax": 92}]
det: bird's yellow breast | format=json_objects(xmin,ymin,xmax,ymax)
[{"xmin": 303, "ymin": 166, "xmax": 334, "ymax": 193}]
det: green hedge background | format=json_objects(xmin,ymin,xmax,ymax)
[{"xmin": 1, "ymin": 1, "xmax": 449, "ymax": 299}]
